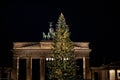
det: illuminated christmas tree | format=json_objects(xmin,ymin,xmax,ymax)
[{"xmin": 47, "ymin": 13, "xmax": 80, "ymax": 80}]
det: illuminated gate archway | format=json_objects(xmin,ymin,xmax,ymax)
[{"xmin": 11, "ymin": 41, "xmax": 91, "ymax": 80}]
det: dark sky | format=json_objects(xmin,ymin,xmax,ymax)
[{"xmin": 0, "ymin": 0, "xmax": 119, "ymax": 67}]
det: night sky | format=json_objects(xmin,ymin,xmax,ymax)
[{"xmin": 0, "ymin": 0, "xmax": 119, "ymax": 67}]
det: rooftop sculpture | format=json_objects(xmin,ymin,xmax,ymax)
[{"xmin": 42, "ymin": 22, "xmax": 55, "ymax": 40}]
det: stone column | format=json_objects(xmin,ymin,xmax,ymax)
[
  {"xmin": 83, "ymin": 57, "xmax": 90, "ymax": 80},
  {"xmin": 83, "ymin": 57, "xmax": 86, "ymax": 79},
  {"xmin": 12, "ymin": 57, "xmax": 19, "ymax": 80},
  {"xmin": 40, "ymin": 58, "xmax": 45, "ymax": 80},
  {"xmin": 7, "ymin": 71, "xmax": 10, "ymax": 80},
  {"xmin": 104, "ymin": 70, "xmax": 109, "ymax": 80},
  {"xmin": 17, "ymin": 57, "xmax": 19, "ymax": 80},
  {"xmin": 26, "ymin": 57, "xmax": 32, "ymax": 80},
  {"xmin": 91, "ymin": 70, "xmax": 94, "ymax": 80}
]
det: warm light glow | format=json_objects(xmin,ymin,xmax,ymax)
[
  {"xmin": 46, "ymin": 58, "xmax": 49, "ymax": 61},
  {"xmin": 46, "ymin": 58, "xmax": 69, "ymax": 61},
  {"xmin": 63, "ymin": 58, "xmax": 69, "ymax": 60},
  {"xmin": 109, "ymin": 70, "xmax": 115, "ymax": 80},
  {"xmin": 46, "ymin": 58, "xmax": 54, "ymax": 61}
]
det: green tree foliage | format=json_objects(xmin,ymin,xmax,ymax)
[{"xmin": 47, "ymin": 13, "xmax": 80, "ymax": 80}]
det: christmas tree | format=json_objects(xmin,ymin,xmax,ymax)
[{"xmin": 47, "ymin": 13, "xmax": 80, "ymax": 80}]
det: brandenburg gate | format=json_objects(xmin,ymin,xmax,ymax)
[{"xmin": 11, "ymin": 41, "xmax": 91, "ymax": 80}]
